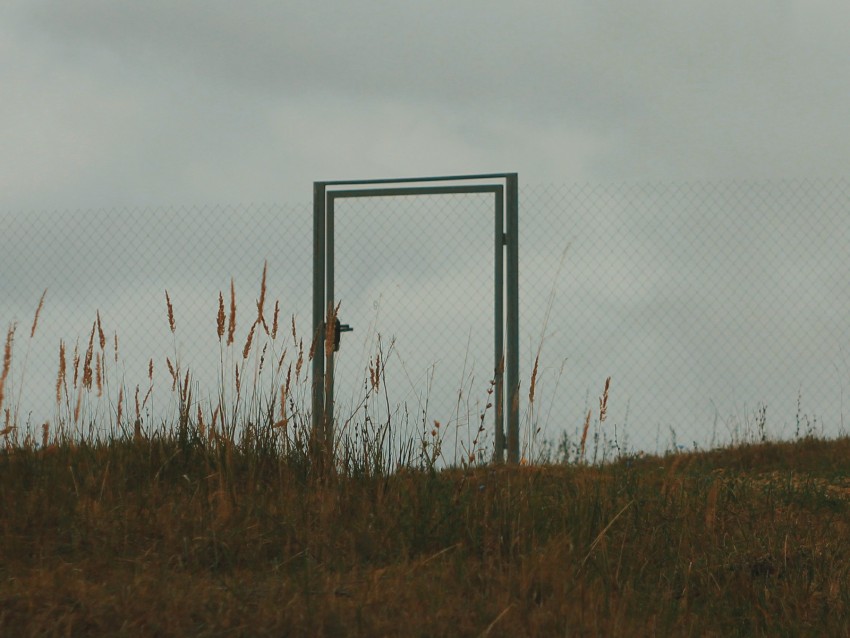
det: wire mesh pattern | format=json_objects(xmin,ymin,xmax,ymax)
[
  {"xmin": 2, "ymin": 179, "xmax": 849, "ymax": 459},
  {"xmin": 520, "ymin": 179, "xmax": 850, "ymax": 458},
  {"xmin": 330, "ymin": 193, "xmax": 497, "ymax": 463}
]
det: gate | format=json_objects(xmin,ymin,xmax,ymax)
[{"xmin": 312, "ymin": 174, "xmax": 519, "ymax": 464}]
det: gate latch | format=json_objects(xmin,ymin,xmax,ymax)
[{"xmin": 334, "ymin": 318, "xmax": 353, "ymax": 352}]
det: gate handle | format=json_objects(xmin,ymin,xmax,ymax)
[{"xmin": 334, "ymin": 318, "xmax": 353, "ymax": 352}]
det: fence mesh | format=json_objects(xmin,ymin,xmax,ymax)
[
  {"xmin": 2, "ymin": 179, "xmax": 849, "ymax": 461},
  {"xmin": 331, "ymin": 193, "xmax": 497, "ymax": 464},
  {"xmin": 521, "ymin": 179, "xmax": 850, "ymax": 458}
]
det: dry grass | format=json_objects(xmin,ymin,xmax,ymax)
[
  {"xmin": 2, "ymin": 434, "xmax": 850, "ymax": 636},
  {"xmin": 228, "ymin": 278, "xmax": 236, "ymax": 346},
  {"xmin": 2, "ymin": 272, "xmax": 850, "ymax": 635},
  {"xmin": 0, "ymin": 322, "xmax": 14, "ymax": 415},
  {"xmin": 30, "ymin": 289, "xmax": 46, "ymax": 339}
]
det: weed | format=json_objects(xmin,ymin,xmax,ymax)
[{"xmin": 2, "ymin": 273, "xmax": 850, "ymax": 635}]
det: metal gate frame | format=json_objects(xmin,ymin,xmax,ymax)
[{"xmin": 311, "ymin": 173, "xmax": 519, "ymax": 463}]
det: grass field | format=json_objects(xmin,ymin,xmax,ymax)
[
  {"xmin": 2, "ymin": 429, "xmax": 850, "ymax": 636},
  {"xmin": 2, "ymin": 275, "xmax": 850, "ymax": 636}
]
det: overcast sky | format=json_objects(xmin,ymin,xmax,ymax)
[
  {"xmin": 4, "ymin": 1, "xmax": 850, "ymax": 211},
  {"xmin": 3, "ymin": 2, "xmax": 850, "ymax": 458}
]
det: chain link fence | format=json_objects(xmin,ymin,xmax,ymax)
[
  {"xmin": 2, "ymin": 179, "xmax": 849, "ymax": 461},
  {"xmin": 329, "ymin": 191, "xmax": 499, "ymax": 465},
  {"xmin": 521, "ymin": 179, "xmax": 850, "ymax": 459}
]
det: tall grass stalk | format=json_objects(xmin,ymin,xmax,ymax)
[{"xmin": 2, "ymin": 267, "xmax": 850, "ymax": 634}]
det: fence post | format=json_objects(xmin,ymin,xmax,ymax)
[
  {"xmin": 506, "ymin": 173, "xmax": 520, "ymax": 463},
  {"xmin": 311, "ymin": 182, "xmax": 327, "ymax": 464}
]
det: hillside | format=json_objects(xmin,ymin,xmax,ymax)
[{"xmin": 2, "ymin": 433, "xmax": 849, "ymax": 636}]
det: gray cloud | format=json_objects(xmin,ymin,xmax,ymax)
[{"xmin": 6, "ymin": 1, "xmax": 849, "ymax": 212}]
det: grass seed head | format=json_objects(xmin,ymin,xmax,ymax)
[
  {"xmin": 72, "ymin": 341, "xmax": 80, "ymax": 389},
  {"xmin": 284, "ymin": 364, "xmax": 292, "ymax": 400},
  {"xmin": 271, "ymin": 301, "xmax": 280, "ymax": 340},
  {"xmin": 82, "ymin": 322, "xmax": 95, "ymax": 390},
  {"xmin": 599, "ymin": 376, "xmax": 611, "ymax": 424},
  {"xmin": 96, "ymin": 310, "xmax": 105, "ymax": 350},
  {"xmin": 369, "ymin": 353, "xmax": 382, "ymax": 392},
  {"xmin": 166, "ymin": 357, "xmax": 177, "ymax": 390},
  {"xmin": 256, "ymin": 260, "xmax": 267, "ymax": 326},
  {"xmin": 308, "ymin": 329, "xmax": 317, "ymax": 363},
  {"xmin": 56, "ymin": 340, "xmax": 66, "ymax": 406},
  {"xmin": 95, "ymin": 352, "xmax": 102, "ymax": 397},
  {"xmin": 227, "ymin": 278, "xmax": 236, "ymax": 346},
  {"xmin": 165, "ymin": 291, "xmax": 176, "ymax": 334},
  {"xmin": 528, "ymin": 353, "xmax": 540, "ymax": 404},
  {"xmin": 30, "ymin": 290, "xmax": 46, "ymax": 339},
  {"xmin": 295, "ymin": 341, "xmax": 304, "ymax": 380},
  {"xmin": 116, "ymin": 386, "xmax": 123, "ymax": 427},
  {"xmin": 258, "ymin": 342, "xmax": 268, "ymax": 375},
  {"xmin": 0, "ymin": 323, "xmax": 17, "ymax": 413},
  {"xmin": 74, "ymin": 387, "xmax": 82, "ymax": 424},
  {"xmin": 217, "ymin": 292, "xmax": 225, "ymax": 342},
  {"xmin": 243, "ymin": 320, "xmax": 257, "ymax": 360}
]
